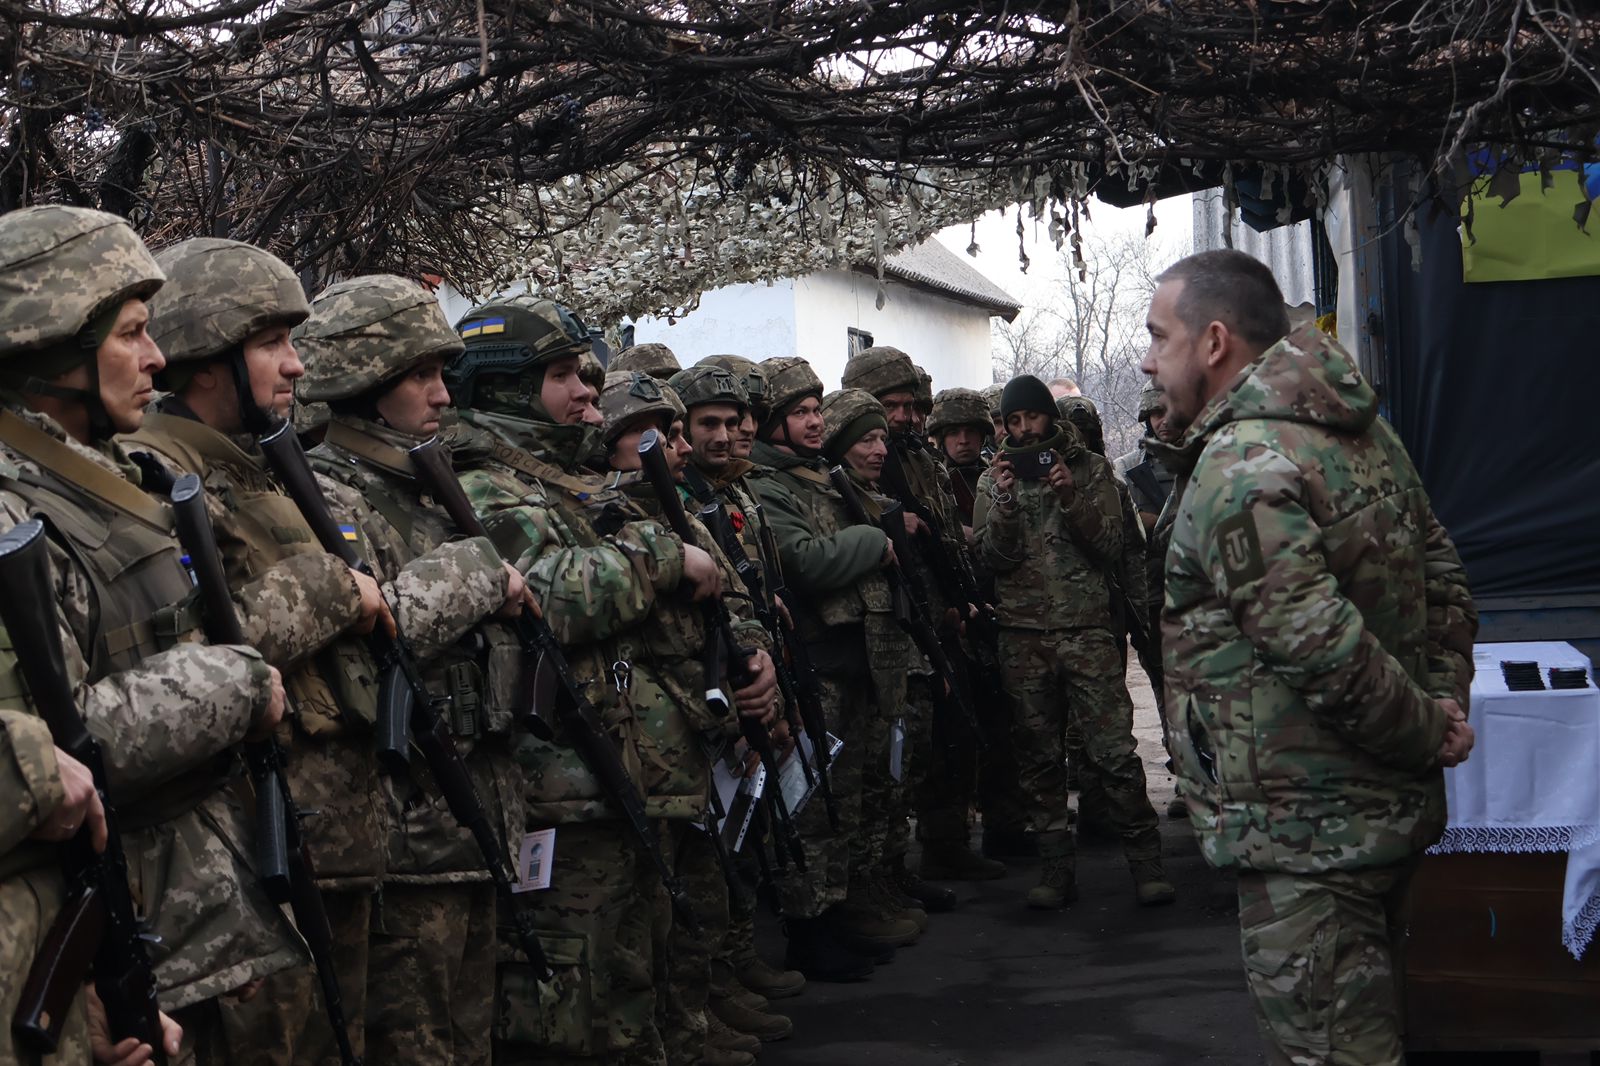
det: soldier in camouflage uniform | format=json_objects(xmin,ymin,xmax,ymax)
[
  {"xmin": 841, "ymin": 348, "xmax": 1000, "ymax": 892},
  {"xmin": 1144, "ymin": 250, "xmax": 1477, "ymax": 1065},
  {"xmin": 974, "ymin": 374, "xmax": 1174, "ymax": 910},
  {"xmin": 1113, "ymin": 386, "xmax": 1177, "ymax": 537},
  {"xmin": 747, "ymin": 360, "xmax": 918, "ymax": 981},
  {"xmin": 129, "ymin": 239, "xmax": 505, "ymax": 1065},
  {"xmin": 443, "ymin": 295, "xmax": 740, "ymax": 1066},
  {"xmin": 980, "ymin": 383, "xmax": 1005, "ymax": 445},
  {"xmin": 0, "ymin": 207, "xmax": 296, "ymax": 1065},
  {"xmin": 292, "ymin": 274, "xmax": 530, "ymax": 1066},
  {"xmin": 611, "ymin": 343, "xmax": 681, "ymax": 381}
]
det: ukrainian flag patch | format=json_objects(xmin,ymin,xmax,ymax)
[
  {"xmin": 460, "ymin": 317, "xmax": 506, "ymax": 339},
  {"xmin": 339, "ymin": 523, "xmax": 360, "ymax": 542}
]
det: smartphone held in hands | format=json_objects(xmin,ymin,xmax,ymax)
[{"xmin": 1006, "ymin": 445, "xmax": 1057, "ymax": 480}]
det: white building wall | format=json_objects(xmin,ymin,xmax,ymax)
[
  {"xmin": 792, "ymin": 269, "xmax": 994, "ymax": 391},
  {"xmin": 631, "ymin": 280, "xmax": 799, "ymax": 365}
]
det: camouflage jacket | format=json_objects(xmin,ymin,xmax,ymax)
[
  {"xmin": 310, "ymin": 414, "xmax": 523, "ymax": 883},
  {"xmin": 1113, "ymin": 438, "xmax": 1176, "ymax": 519},
  {"xmin": 452, "ymin": 410, "xmax": 689, "ymax": 823},
  {"xmin": 0, "ymin": 710, "xmax": 59, "ymax": 859},
  {"xmin": 973, "ymin": 428, "xmax": 1124, "ymax": 632},
  {"xmin": 0, "ymin": 404, "xmax": 301, "ymax": 1008},
  {"xmin": 1161, "ymin": 326, "xmax": 1477, "ymax": 875},
  {"xmin": 123, "ymin": 405, "xmax": 388, "ymax": 888},
  {"xmin": 888, "ymin": 437, "xmax": 975, "ymax": 623}
]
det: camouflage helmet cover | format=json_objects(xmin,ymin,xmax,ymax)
[
  {"xmin": 1138, "ymin": 385, "xmax": 1166, "ymax": 421},
  {"xmin": 148, "ymin": 238, "xmax": 310, "ymax": 364},
  {"xmin": 578, "ymin": 349, "xmax": 606, "ymax": 390},
  {"xmin": 446, "ymin": 294, "xmax": 590, "ymax": 410},
  {"xmin": 926, "ymin": 387, "xmax": 991, "ymax": 435},
  {"xmin": 820, "ymin": 388, "xmax": 889, "ymax": 460},
  {"xmin": 1056, "ymin": 395, "xmax": 1105, "ymax": 454},
  {"xmin": 0, "ymin": 205, "xmax": 165, "ymax": 359},
  {"xmin": 760, "ymin": 356, "xmax": 823, "ymax": 417},
  {"xmin": 658, "ymin": 381, "xmax": 686, "ymax": 420},
  {"xmin": 840, "ymin": 345, "xmax": 918, "ymax": 398},
  {"xmin": 913, "ymin": 366, "xmax": 935, "ymax": 412},
  {"xmin": 699, "ymin": 354, "xmax": 768, "ymax": 415},
  {"xmin": 295, "ymin": 274, "xmax": 463, "ymax": 402},
  {"xmin": 668, "ymin": 365, "xmax": 747, "ymax": 413},
  {"xmin": 611, "ymin": 342, "xmax": 680, "ymax": 380},
  {"xmin": 980, "ymin": 382, "xmax": 1005, "ymax": 417},
  {"xmin": 598, "ymin": 370, "xmax": 676, "ymax": 442}
]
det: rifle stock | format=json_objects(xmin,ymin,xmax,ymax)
[{"xmin": 0, "ymin": 520, "xmax": 163, "ymax": 1059}]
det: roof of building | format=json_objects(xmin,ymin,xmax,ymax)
[{"xmin": 861, "ymin": 240, "xmax": 1022, "ymax": 322}]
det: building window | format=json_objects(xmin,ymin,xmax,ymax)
[{"xmin": 847, "ymin": 327, "xmax": 874, "ymax": 358}]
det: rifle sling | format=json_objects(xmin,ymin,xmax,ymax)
[
  {"xmin": 0, "ymin": 411, "xmax": 172, "ymax": 532},
  {"xmin": 485, "ymin": 436, "xmax": 614, "ymax": 498},
  {"xmin": 324, "ymin": 419, "xmax": 415, "ymax": 479}
]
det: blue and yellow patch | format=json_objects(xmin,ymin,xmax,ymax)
[
  {"xmin": 460, "ymin": 317, "xmax": 507, "ymax": 339},
  {"xmin": 339, "ymin": 523, "xmax": 360, "ymax": 543}
]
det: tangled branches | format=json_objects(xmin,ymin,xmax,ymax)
[{"xmin": 2, "ymin": 0, "xmax": 1596, "ymax": 313}]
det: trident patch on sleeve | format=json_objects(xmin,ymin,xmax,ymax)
[{"xmin": 1215, "ymin": 511, "xmax": 1266, "ymax": 591}]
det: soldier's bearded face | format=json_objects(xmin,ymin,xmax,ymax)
[
  {"xmin": 375, "ymin": 355, "xmax": 451, "ymax": 437},
  {"xmin": 1141, "ymin": 280, "xmax": 1207, "ymax": 433},
  {"xmin": 243, "ymin": 324, "xmax": 304, "ymax": 421},
  {"xmin": 844, "ymin": 428, "xmax": 888, "ymax": 482},
  {"xmin": 95, "ymin": 298, "xmax": 166, "ymax": 433},
  {"xmin": 942, "ymin": 425, "xmax": 984, "ymax": 465},
  {"xmin": 1004, "ymin": 410, "xmax": 1052, "ymax": 444},
  {"xmin": 688, "ymin": 403, "xmax": 742, "ymax": 471},
  {"xmin": 880, "ymin": 391, "xmax": 917, "ymax": 433},
  {"xmin": 667, "ymin": 419, "xmax": 692, "ymax": 479},
  {"xmin": 540, "ymin": 356, "xmax": 590, "ymax": 425}
]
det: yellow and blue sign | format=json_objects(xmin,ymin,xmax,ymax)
[
  {"xmin": 460, "ymin": 317, "xmax": 507, "ymax": 339},
  {"xmin": 339, "ymin": 523, "xmax": 360, "ymax": 543},
  {"xmin": 1461, "ymin": 143, "xmax": 1600, "ymax": 284}
]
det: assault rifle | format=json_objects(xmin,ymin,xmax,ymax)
[
  {"xmin": 1, "ymin": 520, "xmax": 164, "ymax": 1060},
  {"xmin": 405, "ymin": 435, "xmax": 693, "ymax": 925},
  {"xmin": 679, "ymin": 468, "xmax": 835, "ymax": 831},
  {"xmin": 827, "ymin": 466, "xmax": 988, "ymax": 747},
  {"xmin": 168, "ymin": 474, "xmax": 363, "ymax": 1066},
  {"xmin": 257, "ymin": 421, "xmax": 553, "ymax": 979},
  {"xmin": 636, "ymin": 431, "xmax": 806, "ymax": 872}
]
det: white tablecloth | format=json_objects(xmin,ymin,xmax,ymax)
[{"xmin": 1430, "ymin": 641, "xmax": 1600, "ymax": 958}]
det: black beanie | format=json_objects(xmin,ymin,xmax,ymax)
[{"xmin": 1000, "ymin": 375, "xmax": 1057, "ymax": 422}]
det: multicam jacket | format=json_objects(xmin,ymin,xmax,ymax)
[{"xmin": 1160, "ymin": 326, "xmax": 1477, "ymax": 875}]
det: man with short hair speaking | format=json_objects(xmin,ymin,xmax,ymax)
[{"xmin": 1143, "ymin": 249, "xmax": 1478, "ymax": 1065}]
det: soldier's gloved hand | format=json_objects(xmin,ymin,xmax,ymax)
[
  {"xmin": 247, "ymin": 665, "xmax": 288, "ymax": 742},
  {"xmin": 87, "ymin": 987, "xmax": 182, "ymax": 1065},
  {"xmin": 880, "ymin": 532, "xmax": 898, "ymax": 569},
  {"xmin": 680, "ymin": 545, "xmax": 722, "ymax": 602},
  {"xmin": 1046, "ymin": 455, "xmax": 1075, "ymax": 503},
  {"xmin": 734, "ymin": 648, "xmax": 779, "ymax": 723},
  {"xmin": 349, "ymin": 567, "xmax": 396, "ymax": 637},
  {"xmin": 903, "ymin": 511, "xmax": 928, "ymax": 538},
  {"xmin": 496, "ymin": 562, "xmax": 540, "ymax": 619},
  {"xmin": 32, "ymin": 747, "xmax": 106, "ymax": 851}
]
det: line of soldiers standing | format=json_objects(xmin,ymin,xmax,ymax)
[{"xmin": 0, "ymin": 203, "xmax": 1174, "ymax": 1066}]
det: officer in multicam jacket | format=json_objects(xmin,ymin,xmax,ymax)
[
  {"xmin": 293, "ymin": 274, "xmax": 529, "ymax": 1066},
  {"xmin": 610, "ymin": 342, "xmax": 681, "ymax": 381},
  {"xmin": 0, "ymin": 206, "xmax": 294, "ymax": 1065},
  {"xmin": 747, "ymin": 361, "xmax": 918, "ymax": 983},
  {"xmin": 443, "ymin": 295, "xmax": 724, "ymax": 1066},
  {"xmin": 1145, "ymin": 249, "xmax": 1477, "ymax": 1065},
  {"xmin": 841, "ymin": 348, "xmax": 1004, "ymax": 893},
  {"xmin": 128, "ymin": 239, "xmax": 503, "ymax": 1066},
  {"xmin": 974, "ymin": 374, "xmax": 1174, "ymax": 912}
]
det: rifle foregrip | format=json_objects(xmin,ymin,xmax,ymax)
[{"xmin": 11, "ymin": 885, "xmax": 107, "ymax": 1053}]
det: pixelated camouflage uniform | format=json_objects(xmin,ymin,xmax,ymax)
[
  {"xmin": 1160, "ymin": 326, "xmax": 1477, "ymax": 1066},
  {"xmin": 974, "ymin": 419, "xmax": 1165, "ymax": 870},
  {"xmin": 451, "ymin": 406, "xmax": 684, "ymax": 1066}
]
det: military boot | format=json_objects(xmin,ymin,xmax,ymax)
[
  {"xmin": 734, "ymin": 954, "xmax": 806, "ymax": 1001},
  {"xmin": 830, "ymin": 887, "xmax": 921, "ymax": 952},
  {"xmin": 871, "ymin": 868, "xmax": 929, "ymax": 932},
  {"xmin": 1026, "ymin": 830, "xmax": 1078, "ymax": 910},
  {"xmin": 702, "ymin": 1043, "xmax": 756, "ymax": 1066},
  {"xmin": 707, "ymin": 1014, "xmax": 761, "ymax": 1057},
  {"xmin": 712, "ymin": 973, "xmax": 770, "ymax": 1013},
  {"xmin": 1129, "ymin": 855, "xmax": 1177, "ymax": 906},
  {"xmin": 893, "ymin": 863, "xmax": 957, "ymax": 913},
  {"xmin": 920, "ymin": 841, "xmax": 1008, "ymax": 881},
  {"xmin": 708, "ymin": 991, "xmax": 794, "ymax": 1043},
  {"xmin": 782, "ymin": 916, "xmax": 874, "ymax": 982}
]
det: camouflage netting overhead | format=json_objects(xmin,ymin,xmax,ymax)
[{"xmin": 3, "ymin": 0, "xmax": 1597, "ymax": 317}]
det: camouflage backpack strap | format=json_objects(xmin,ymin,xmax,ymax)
[
  {"xmin": 483, "ymin": 434, "xmax": 611, "ymax": 498},
  {"xmin": 319, "ymin": 422, "xmax": 418, "ymax": 546},
  {"xmin": 0, "ymin": 410, "xmax": 172, "ymax": 532}
]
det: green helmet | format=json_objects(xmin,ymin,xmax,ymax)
[
  {"xmin": 598, "ymin": 370, "xmax": 676, "ymax": 443},
  {"xmin": 1138, "ymin": 385, "xmax": 1166, "ymax": 421},
  {"xmin": 668, "ymin": 365, "xmax": 747, "ymax": 413},
  {"xmin": 0, "ymin": 205, "xmax": 164, "ymax": 365},
  {"xmin": 840, "ymin": 345, "xmax": 918, "ymax": 398},
  {"xmin": 578, "ymin": 350, "xmax": 606, "ymax": 391},
  {"xmin": 927, "ymin": 387, "xmax": 991, "ymax": 436},
  {"xmin": 445, "ymin": 295, "xmax": 591, "ymax": 413},
  {"xmin": 295, "ymin": 274, "xmax": 463, "ymax": 403},
  {"xmin": 148, "ymin": 238, "xmax": 309, "ymax": 365},
  {"xmin": 1056, "ymin": 395, "xmax": 1105, "ymax": 456},
  {"xmin": 913, "ymin": 366, "xmax": 935, "ymax": 413},
  {"xmin": 820, "ymin": 388, "xmax": 888, "ymax": 462},
  {"xmin": 611, "ymin": 342, "xmax": 680, "ymax": 380},
  {"xmin": 981, "ymin": 382, "xmax": 1005, "ymax": 418},
  {"xmin": 699, "ymin": 354, "xmax": 769, "ymax": 418},
  {"xmin": 760, "ymin": 357, "xmax": 823, "ymax": 419}
]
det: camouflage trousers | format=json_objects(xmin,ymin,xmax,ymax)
[
  {"xmin": 494, "ymin": 820, "xmax": 667, "ymax": 1066},
  {"xmin": 365, "ymin": 880, "xmax": 496, "ymax": 1065},
  {"xmin": 999, "ymin": 626, "xmax": 1159, "ymax": 852},
  {"xmin": 864, "ymin": 673, "xmax": 928, "ymax": 872},
  {"xmin": 1236, "ymin": 861, "xmax": 1417, "ymax": 1066},
  {"xmin": 216, "ymin": 887, "xmax": 370, "ymax": 1066},
  {"xmin": 661, "ymin": 822, "xmax": 730, "ymax": 1065},
  {"xmin": 775, "ymin": 670, "xmax": 883, "ymax": 919},
  {"xmin": 712, "ymin": 845, "xmax": 762, "ymax": 991},
  {"xmin": 0, "ymin": 871, "xmax": 90, "ymax": 1066}
]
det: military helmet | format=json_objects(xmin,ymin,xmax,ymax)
[
  {"xmin": 295, "ymin": 274, "xmax": 463, "ymax": 402},
  {"xmin": 927, "ymin": 387, "xmax": 991, "ymax": 435},
  {"xmin": 981, "ymin": 382, "xmax": 1005, "ymax": 417},
  {"xmin": 598, "ymin": 370, "xmax": 677, "ymax": 442},
  {"xmin": 914, "ymin": 366, "xmax": 935, "ymax": 413},
  {"xmin": 658, "ymin": 381, "xmax": 686, "ymax": 420},
  {"xmin": 1056, "ymin": 395, "xmax": 1105, "ymax": 456},
  {"xmin": 699, "ymin": 354, "xmax": 769, "ymax": 416},
  {"xmin": 760, "ymin": 357, "xmax": 823, "ymax": 418},
  {"xmin": 821, "ymin": 388, "xmax": 888, "ymax": 462},
  {"xmin": 669, "ymin": 365, "xmax": 747, "ymax": 413},
  {"xmin": 611, "ymin": 342, "xmax": 680, "ymax": 380},
  {"xmin": 840, "ymin": 345, "xmax": 918, "ymax": 398},
  {"xmin": 445, "ymin": 294, "xmax": 590, "ymax": 410},
  {"xmin": 148, "ymin": 238, "xmax": 309, "ymax": 365},
  {"xmin": 578, "ymin": 349, "xmax": 606, "ymax": 391},
  {"xmin": 1138, "ymin": 385, "xmax": 1166, "ymax": 421},
  {"xmin": 0, "ymin": 205, "xmax": 164, "ymax": 362}
]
